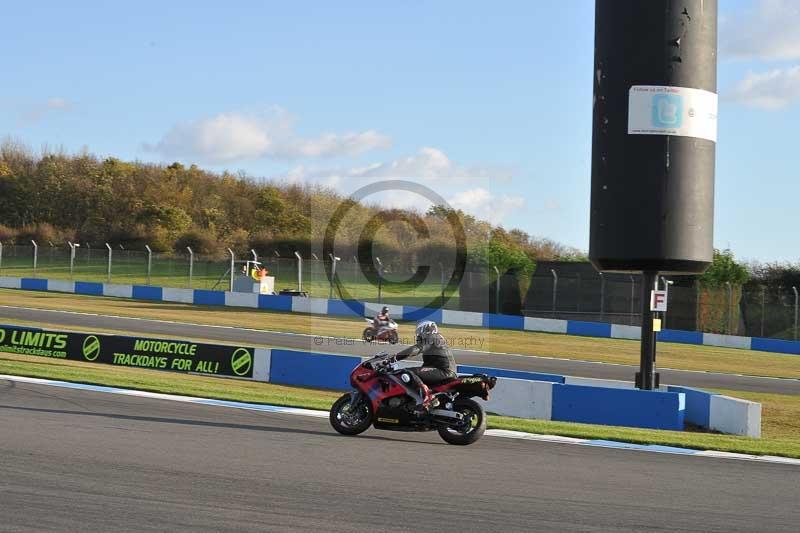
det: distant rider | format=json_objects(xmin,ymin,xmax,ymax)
[
  {"xmin": 394, "ymin": 321, "xmax": 457, "ymax": 411},
  {"xmin": 373, "ymin": 306, "xmax": 391, "ymax": 330}
]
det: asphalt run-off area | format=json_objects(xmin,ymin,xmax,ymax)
[{"xmin": 1, "ymin": 378, "xmax": 798, "ymax": 532}]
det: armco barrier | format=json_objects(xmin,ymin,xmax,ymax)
[
  {"xmin": 4, "ymin": 276, "xmax": 800, "ymax": 356},
  {"xmin": 551, "ymin": 384, "xmax": 685, "ymax": 431}
]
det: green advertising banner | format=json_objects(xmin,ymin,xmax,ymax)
[{"xmin": 0, "ymin": 325, "xmax": 254, "ymax": 378}]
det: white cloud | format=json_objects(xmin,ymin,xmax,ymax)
[
  {"xmin": 19, "ymin": 97, "xmax": 73, "ymax": 125},
  {"xmin": 448, "ymin": 187, "xmax": 525, "ymax": 224},
  {"xmin": 145, "ymin": 108, "xmax": 391, "ymax": 163},
  {"xmin": 290, "ymin": 147, "xmax": 511, "ymax": 184},
  {"xmin": 728, "ymin": 66, "xmax": 800, "ymax": 109},
  {"xmin": 722, "ymin": 0, "xmax": 800, "ymax": 61}
]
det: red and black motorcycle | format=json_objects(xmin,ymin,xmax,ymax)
[{"xmin": 329, "ymin": 352, "xmax": 497, "ymax": 445}]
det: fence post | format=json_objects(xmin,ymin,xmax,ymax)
[
  {"xmin": 493, "ymin": 266, "xmax": 501, "ymax": 314},
  {"xmin": 550, "ymin": 269, "xmax": 558, "ymax": 316},
  {"xmin": 760, "ymin": 286, "xmax": 766, "ymax": 338},
  {"xmin": 439, "ymin": 262, "xmax": 445, "ymax": 307},
  {"xmin": 145, "ymin": 245, "xmax": 152, "ymax": 285},
  {"xmin": 294, "ymin": 251, "xmax": 303, "ymax": 292},
  {"xmin": 725, "ymin": 281, "xmax": 733, "ymax": 334},
  {"xmin": 105, "ymin": 243, "xmax": 112, "ymax": 282},
  {"xmin": 187, "ymin": 247, "xmax": 194, "ymax": 288},
  {"xmin": 376, "ymin": 257, "xmax": 383, "ymax": 303},
  {"xmin": 599, "ymin": 272, "xmax": 605, "ymax": 318},
  {"xmin": 251, "ymin": 249, "xmax": 258, "ymax": 263},
  {"xmin": 329, "ymin": 253, "xmax": 340, "ymax": 299},
  {"xmin": 0, "ymin": 242, "xmax": 3, "ymax": 273},
  {"xmin": 228, "ymin": 248, "xmax": 235, "ymax": 292},
  {"xmin": 86, "ymin": 242, "xmax": 91, "ymax": 264},
  {"xmin": 629, "ymin": 275, "xmax": 636, "ymax": 325},
  {"xmin": 793, "ymin": 286, "xmax": 799, "ymax": 341},
  {"xmin": 68, "ymin": 241, "xmax": 75, "ymax": 278},
  {"xmin": 31, "ymin": 240, "xmax": 38, "ymax": 277}
]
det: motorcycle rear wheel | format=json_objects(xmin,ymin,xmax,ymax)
[
  {"xmin": 362, "ymin": 328, "xmax": 375, "ymax": 342},
  {"xmin": 437, "ymin": 398, "xmax": 486, "ymax": 445},
  {"xmin": 330, "ymin": 393, "xmax": 373, "ymax": 436},
  {"xmin": 388, "ymin": 330, "xmax": 399, "ymax": 344}
]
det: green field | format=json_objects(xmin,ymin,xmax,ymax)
[
  {"xmin": 0, "ymin": 248, "xmax": 464, "ymax": 307},
  {"xmin": 3, "ymin": 288, "xmax": 800, "ymax": 379},
  {"xmin": 2, "ymin": 350, "xmax": 798, "ymax": 458}
]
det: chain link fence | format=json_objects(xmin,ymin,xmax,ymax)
[{"xmin": 3, "ymin": 243, "xmax": 798, "ymax": 341}]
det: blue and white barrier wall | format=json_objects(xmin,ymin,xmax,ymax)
[{"xmin": 3, "ymin": 275, "xmax": 799, "ymax": 358}]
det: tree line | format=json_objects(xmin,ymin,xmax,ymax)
[{"xmin": 0, "ymin": 142, "xmax": 583, "ymax": 274}]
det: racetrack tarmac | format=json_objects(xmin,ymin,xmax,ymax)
[
  {"xmin": 1, "ymin": 380, "xmax": 799, "ymax": 532},
  {"xmin": 2, "ymin": 305, "xmax": 799, "ymax": 395}
]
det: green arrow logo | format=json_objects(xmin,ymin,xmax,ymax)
[
  {"xmin": 231, "ymin": 348, "xmax": 252, "ymax": 376},
  {"xmin": 82, "ymin": 335, "xmax": 101, "ymax": 361}
]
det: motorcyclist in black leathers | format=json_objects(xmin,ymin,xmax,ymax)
[{"xmin": 394, "ymin": 321, "xmax": 457, "ymax": 411}]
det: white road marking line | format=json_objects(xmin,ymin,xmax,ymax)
[{"xmin": 2, "ymin": 373, "xmax": 798, "ymax": 467}]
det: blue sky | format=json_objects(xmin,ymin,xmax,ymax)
[{"xmin": 2, "ymin": 1, "xmax": 799, "ymax": 262}]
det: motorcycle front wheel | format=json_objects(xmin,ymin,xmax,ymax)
[
  {"xmin": 437, "ymin": 398, "xmax": 486, "ymax": 445},
  {"xmin": 330, "ymin": 393, "xmax": 373, "ymax": 436}
]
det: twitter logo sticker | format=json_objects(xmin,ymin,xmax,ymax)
[{"xmin": 652, "ymin": 94, "xmax": 683, "ymax": 128}]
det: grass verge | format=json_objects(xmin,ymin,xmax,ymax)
[
  {"xmin": 2, "ymin": 288, "xmax": 800, "ymax": 379},
  {"xmin": 2, "ymin": 351, "xmax": 799, "ymax": 458}
]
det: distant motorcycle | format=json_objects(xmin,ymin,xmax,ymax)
[
  {"xmin": 329, "ymin": 352, "xmax": 497, "ymax": 445},
  {"xmin": 362, "ymin": 318, "xmax": 399, "ymax": 344}
]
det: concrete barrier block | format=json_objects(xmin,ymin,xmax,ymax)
[
  {"xmin": 328, "ymin": 300, "xmax": 365, "ymax": 318},
  {"xmin": 668, "ymin": 385, "xmax": 714, "ymax": 428},
  {"xmin": 567, "ymin": 320, "xmax": 612, "ymax": 338},
  {"xmin": 224, "ymin": 291, "xmax": 259, "ymax": 309},
  {"xmin": 710, "ymin": 395, "xmax": 761, "ymax": 438},
  {"xmin": 750, "ymin": 337, "xmax": 800, "ymax": 355},
  {"xmin": 253, "ymin": 348, "xmax": 271, "ymax": 382},
  {"xmin": 402, "ymin": 306, "xmax": 442, "ymax": 323},
  {"xmin": 269, "ymin": 349, "xmax": 359, "ymax": 390},
  {"xmin": 0, "ymin": 277, "xmax": 22, "ymax": 289},
  {"xmin": 442, "ymin": 309, "xmax": 483, "ymax": 327},
  {"xmin": 459, "ymin": 364, "xmax": 564, "ymax": 383},
  {"xmin": 21, "ymin": 278, "xmax": 48, "ymax": 291},
  {"xmin": 132, "ymin": 285, "xmax": 163, "ymax": 301},
  {"xmin": 483, "ymin": 313, "xmax": 525, "ymax": 330},
  {"xmin": 292, "ymin": 297, "xmax": 329, "ymax": 315},
  {"xmin": 564, "ymin": 376, "xmax": 638, "ymax": 389},
  {"xmin": 658, "ymin": 329, "xmax": 703, "ymax": 345},
  {"xmin": 703, "ymin": 333, "xmax": 752, "ymax": 350},
  {"xmin": 74, "ymin": 281, "xmax": 103, "ymax": 296},
  {"xmin": 193, "ymin": 289, "xmax": 225, "ymax": 306},
  {"xmin": 46, "ymin": 280, "xmax": 75, "ymax": 293},
  {"xmin": 481, "ymin": 378, "xmax": 553, "ymax": 420},
  {"xmin": 611, "ymin": 324, "xmax": 640, "ymax": 340},
  {"xmin": 524, "ymin": 317, "xmax": 568, "ymax": 334},
  {"xmin": 162, "ymin": 288, "xmax": 194, "ymax": 304},
  {"xmin": 363, "ymin": 302, "xmax": 403, "ymax": 318},
  {"xmin": 103, "ymin": 284, "xmax": 133, "ymax": 299},
  {"xmin": 258, "ymin": 294, "xmax": 293, "ymax": 312},
  {"xmin": 552, "ymin": 384, "xmax": 685, "ymax": 431}
]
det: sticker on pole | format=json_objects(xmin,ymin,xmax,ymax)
[
  {"xmin": 650, "ymin": 290, "xmax": 668, "ymax": 312},
  {"xmin": 628, "ymin": 85, "xmax": 717, "ymax": 142}
]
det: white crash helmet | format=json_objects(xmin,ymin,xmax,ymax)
[{"xmin": 415, "ymin": 321, "xmax": 439, "ymax": 344}]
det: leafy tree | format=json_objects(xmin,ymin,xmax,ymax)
[{"xmin": 700, "ymin": 248, "xmax": 750, "ymax": 286}]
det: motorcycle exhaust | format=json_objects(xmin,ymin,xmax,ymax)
[{"xmin": 430, "ymin": 409, "xmax": 464, "ymax": 421}]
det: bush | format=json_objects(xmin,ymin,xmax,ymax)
[{"xmin": 175, "ymin": 229, "xmax": 221, "ymax": 256}]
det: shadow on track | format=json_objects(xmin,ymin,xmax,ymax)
[{"xmin": 0, "ymin": 403, "xmax": 445, "ymax": 446}]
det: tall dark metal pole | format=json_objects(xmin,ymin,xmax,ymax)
[{"xmin": 638, "ymin": 271, "xmax": 657, "ymax": 390}]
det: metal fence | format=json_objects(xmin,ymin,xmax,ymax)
[
  {"xmin": 0, "ymin": 242, "xmax": 496, "ymax": 310},
  {"xmin": 523, "ymin": 272, "xmax": 800, "ymax": 340},
  {"xmin": 2, "ymin": 242, "xmax": 798, "ymax": 340}
]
